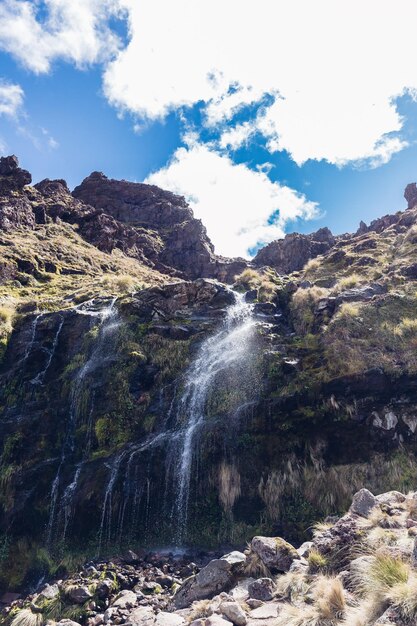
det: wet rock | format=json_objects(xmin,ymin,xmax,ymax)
[
  {"xmin": 349, "ymin": 489, "xmax": 379, "ymax": 518},
  {"xmin": 250, "ymin": 537, "xmax": 299, "ymax": 572},
  {"xmin": 220, "ymin": 601, "xmax": 247, "ymax": 626},
  {"xmin": 247, "ymin": 579, "xmax": 274, "ymax": 601},
  {"xmin": 173, "ymin": 552, "xmax": 246, "ymax": 609}
]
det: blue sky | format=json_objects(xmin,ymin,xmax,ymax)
[{"xmin": 1, "ymin": 1, "xmax": 417, "ymax": 257}]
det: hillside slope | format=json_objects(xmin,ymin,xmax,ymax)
[{"xmin": 1, "ymin": 156, "xmax": 417, "ymax": 595}]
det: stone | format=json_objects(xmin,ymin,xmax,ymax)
[
  {"xmin": 205, "ymin": 616, "xmax": 233, "ymax": 626},
  {"xmin": 142, "ymin": 581, "xmax": 163, "ymax": 595},
  {"xmin": 229, "ymin": 579, "xmax": 254, "ymax": 602},
  {"xmin": 296, "ymin": 541, "xmax": 313, "ymax": 558},
  {"xmin": 411, "ymin": 537, "xmax": 417, "ymax": 567},
  {"xmin": 375, "ymin": 491, "xmax": 406, "ymax": 505},
  {"xmin": 96, "ymin": 579, "xmax": 115, "ymax": 599},
  {"xmin": 66, "ymin": 585, "xmax": 93, "ymax": 604},
  {"xmin": 250, "ymin": 537, "xmax": 299, "ymax": 572},
  {"xmin": 372, "ymin": 411, "xmax": 398, "ymax": 430},
  {"xmin": 173, "ymin": 552, "xmax": 246, "ymax": 609},
  {"xmin": 288, "ymin": 560, "xmax": 308, "ymax": 574},
  {"xmin": 404, "ymin": 182, "xmax": 417, "ymax": 209},
  {"xmin": 87, "ymin": 615, "xmax": 104, "ymax": 626},
  {"xmin": 57, "ymin": 621, "xmax": 82, "ymax": 626},
  {"xmin": 349, "ymin": 489, "xmax": 379, "ymax": 518},
  {"xmin": 154, "ymin": 612, "xmax": 186, "ymax": 626},
  {"xmin": 253, "ymin": 227, "xmax": 335, "ymax": 274},
  {"xmin": 247, "ymin": 579, "xmax": 274, "ymax": 602},
  {"xmin": 220, "ymin": 601, "xmax": 247, "ymax": 626},
  {"xmin": 112, "ymin": 589, "xmax": 138, "ymax": 609},
  {"xmin": 126, "ymin": 606, "xmax": 155, "ymax": 626},
  {"xmin": 39, "ymin": 584, "xmax": 59, "ymax": 600},
  {"xmin": 248, "ymin": 604, "xmax": 279, "ymax": 619}
]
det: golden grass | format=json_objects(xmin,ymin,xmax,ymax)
[{"xmin": 10, "ymin": 609, "xmax": 44, "ymax": 626}]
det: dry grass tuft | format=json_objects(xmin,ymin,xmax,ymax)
[
  {"xmin": 10, "ymin": 609, "xmax": 44, "ymax": 626},
  {"xmin": 218, "ymin": 462, "xmax": 241, "ymax": 514}
]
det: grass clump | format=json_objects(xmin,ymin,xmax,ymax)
[
  {"xmin": 308, "ymin": 548, "xmax": 328, "ymax": 572},
  {"xmin": 10, "ymin": 609, "xmax": 44, "ymax": 626},
  {"xmin": 234, "ymin": 268, "xmax": 279, "ymax": 302}
]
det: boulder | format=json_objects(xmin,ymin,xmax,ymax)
[
  {"xmin": 248, "ymin": 604, "xmax": 279, "ymax": 619},
  {"xmin": 250, "ymin": 537, "xmax": 299, "ymax": 572},
  {"xmin": 375, "ymin": 491, "xmax": 406, "ymax": 506},
  {"xmin": 205, "ymin": 617, "xmax": 233, "ymax": 626},
  {"xmin": 66, "ymin": 585, "xmax": 93, "ymax": 604},
  {"xmin": 173, "ymin": 552, "xmax": 246, "ymax": 609},
  {"xmin": 57, "ymin": 621, "xmax": 82, "ymax": 626},
  {"xmin": 220, "ymin": 601, "xmax": 247, "ymax": 626},
  {"xmin": 154, "ymin": 612, "xmax": 186, "ymax": 626},
  {"xmin": 349, "ymin": 489, "xmax": 379, "ymax": 518},
  {"xmin": 247, "ymin": 578, "xmax": 274, "ymax": 601},
  {"xmin": 39, "ymin": 584, "xmax": 59, "ymax": 600},
  {"xmin": 126, "ymin": 606, "xmax": 155, "ymax": 626},
  {"xmin": 111, "ymin": 589, "xmax": 138, "ymax": 608}
]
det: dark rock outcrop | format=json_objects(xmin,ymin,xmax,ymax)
[
  {"xmin": 404, "ymin": 182, "xmax": 417, "ymax": 209},
  {"xmin": 253, "ymin": 227, "xmax": 335, "ymax": 273},
  {"xmin": 73, "ymin": 171, "xmax": 246, "ymax": 281}
]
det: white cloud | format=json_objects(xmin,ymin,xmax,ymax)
[
  {"xmin": 0, "ymin": 80, "xmax": 24, "ymax": 117},
  {"xmin": 102, "ymin": 0, "xmax": 417, "ymax": 167},
  {"xmin": 145, "ymin": 137, "xmax": 318, "ymax": 258},
  {"xmin": 0, "ymin": 0, "xmax": 126, "ymax": 73},
  {"xmin": 2, "ymin": 0, "xmax": 417, "ymax": 167}
]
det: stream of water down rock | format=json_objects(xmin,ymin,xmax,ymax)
[{"xmin": 42, "ymin": 290, "xmax": 256, "ymax": 551}]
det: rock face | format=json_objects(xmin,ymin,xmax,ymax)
[
  {"xmin": 73, "ymin": 171, "xmax": 246, "ymax": 281},
  {"xmin": 3, "ymin": 156, "xmax": 417, "ymax": 598},
  {"xmin": 404, "ymin": 182, "xmax": 417, "ymax": 209},
  {"xmin": 253, "ymin": 227, "xmax": 335, "ymax": 273}
]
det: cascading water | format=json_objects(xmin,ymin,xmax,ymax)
[
  {"xmin": 47, "ymin": 298, "xmax": 119, "ymax": 545},
  {"xmin": 166, "ymin": 291, "xmax": 256, "ymax": 545},
  {"xmin": 30, "ymin": 317, "xmax": 64, "ymax": 385}
]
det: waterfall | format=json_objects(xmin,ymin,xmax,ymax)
[
  {"xmin": 30, "ymin": 317, "xmax": 64, "ymax": 385},
  {"xmin": 167, "ymin": 291, "xmax": 256, "ymax": 545},
  {"xmin": 47, "ymin": 298, "xmax": 119, "ymax": 546}
]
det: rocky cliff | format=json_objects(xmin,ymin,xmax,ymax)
[{"xmin": 1, "ymin": 156, "xmax": 417, "ymax": 598}]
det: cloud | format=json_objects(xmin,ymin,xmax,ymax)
[
  {"xmin": 0, "ymin": 0, "xmax": 126, "ymax": 73},
  {"xmin": 145, "ymin": 136, "xmax": 318, "ymax": 258},
  {"xmin": 101, "ymin": 0, "xmax": 417, "ymax": 167},
  {"xmin": 0, "ymin": 80, "xmax": 24, "ymax": 118}
]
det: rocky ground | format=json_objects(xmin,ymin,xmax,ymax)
[{"xmin": 3, "ymin": 488, "xmax": 417, "ymax": 626}]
